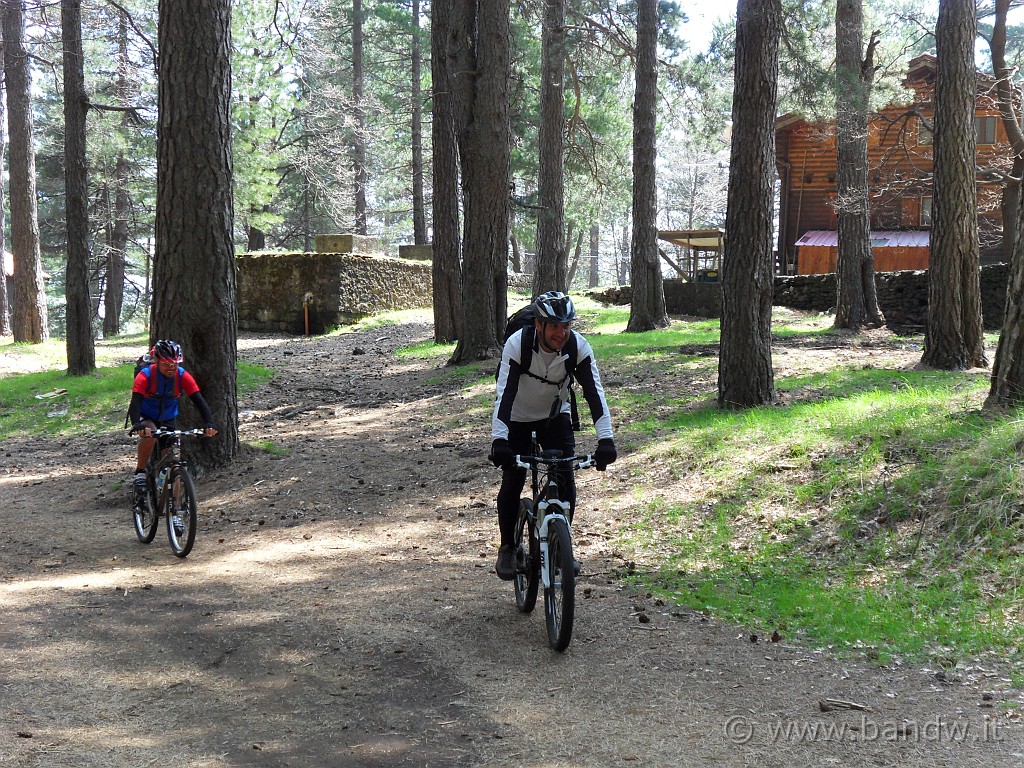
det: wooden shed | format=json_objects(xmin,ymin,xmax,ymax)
[
  {"xmin": 795, "ymin": 230, "xmax": 930, "ymax": 274},
  {"xmin": 657, "ymin": 229, "xmax": 725, "ymax": 281}
]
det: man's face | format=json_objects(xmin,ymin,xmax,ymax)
[
  {"xmin": 536, "ymin": 319, "xmax": 570, "ymax": 353},
  {"xmin": 157, "ymin": 357, "xmax": 178, "ymax": 376}
]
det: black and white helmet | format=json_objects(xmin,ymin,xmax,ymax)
[{"xmin": 533, "ymin": 291, "xmax": 576, "ymax": 324}]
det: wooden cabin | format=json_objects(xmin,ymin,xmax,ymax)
[{"xmin": 776, "ymin": 54, "xmax": 1013, "ymax": 275}]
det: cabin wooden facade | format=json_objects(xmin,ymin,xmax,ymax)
[{"xmin": 775, "ymin": 54, "xmax": 1013, "ymax": 275}]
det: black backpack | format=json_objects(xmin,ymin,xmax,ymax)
[{"xmin": 499, "ymin": 304, "xmax": 581, "ymax": 431}]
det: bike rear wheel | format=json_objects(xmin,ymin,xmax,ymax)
[
  {"xmin": 132, "ymin": 475, "xmax": 159, "ymax": 544},
  {"xmin": 544, "ymin": 516, "xmax": 575, "ymax": 651},
  {"xmin": 165, "ymin": 468, "xmax": 198, "ymax": 558},
  {"xmin": 514, "ymin": 499, "xmax": 540, "ymax": 613}
]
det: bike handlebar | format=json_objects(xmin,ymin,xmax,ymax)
[
  {"xmin": 514, "ymin": 453, "xmax": 594, "ymax": 470},
  {"xmin": 143, "ymin": 428, "xmax": 208, "ymax": 438}
]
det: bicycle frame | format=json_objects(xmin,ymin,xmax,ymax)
[
  {"xmin": 516, "ymin": 447, "xmax": 593, "ymax": 589},
  {"xmin": 149, "ymin": 429, "xmax": 203, "ymax": 507}
]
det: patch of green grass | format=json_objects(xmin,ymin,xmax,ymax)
[
  {"xmin": 395, "ymin": 339, "xmax": 456, "ymax": 360},
  {"xmin": 244, "ymin": 439, "xmax": 289, "ymax": 456},
  {"xmin": 0, "ymin": 361, "xmax": 273, "ymax": 439}
]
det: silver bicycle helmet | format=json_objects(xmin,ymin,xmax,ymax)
[{"xmin": 533, "ymin": 291, "xmax": 576, "ymax": 323}]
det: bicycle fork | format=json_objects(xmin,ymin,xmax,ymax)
[{"xmin": 536, "ymin": 500, "xmax": 571, "ymax": 589}]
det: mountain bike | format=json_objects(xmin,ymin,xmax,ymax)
[
  {"xmin": 512, "ymin": 433, "xmax": 594, "ymax": 652},
  {"xmin": 131, "ymin": 428, "xmax": 206, "ymax": 558}
]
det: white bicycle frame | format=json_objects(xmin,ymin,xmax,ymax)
[{"xmin": 516, "ymin": 453, "xmax": 594, "ymax": 589}]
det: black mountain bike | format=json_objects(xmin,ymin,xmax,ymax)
[
  {"xmin": 131, "ymin": 428, "xmax": 206, "ymax": 558},
  {"xmin": 512, "ymin": 433, "xmax": 594, "ymax": 652}
]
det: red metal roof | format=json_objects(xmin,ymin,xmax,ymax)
[{"xmin": 794, "ymin": 230, "xmax": 930, "ymax": 248}]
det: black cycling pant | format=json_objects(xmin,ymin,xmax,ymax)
[{"xmin": 496, "ymin": 414, "xmax": 575, "ymax": 547}]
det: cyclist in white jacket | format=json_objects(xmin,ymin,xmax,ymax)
[{"xmin": 489, "ymin": 291, "xmax": 616, "ymax": 580}]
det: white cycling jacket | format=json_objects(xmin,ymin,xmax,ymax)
[{"xmin": 492, "ymin": 327, "xmax": 613, "ymax": 442}]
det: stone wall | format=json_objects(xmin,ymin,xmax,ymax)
[
  {"xmin": 589, "ymin": 263, "xmax": 1010, "ymax": 333},
  {"xmin": 237, "ymin": 251, "xmax": 432, "ymax": 334}
]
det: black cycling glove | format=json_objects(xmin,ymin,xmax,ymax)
[
  {"xmin": 594, "ymin": 438, "xmax": 617, "ymax": 470},
  {"xmin": 489, "ymin": 438, "xmax": 514, "ymax": 468}
]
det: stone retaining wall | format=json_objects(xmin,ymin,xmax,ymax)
[
  {"xmin": 237, "ymin": 251, "xmax": 432, "ymax": 334},
  {"xmin": 589, "ymin": 263, "xmax": 1010, "ymax": 333}
]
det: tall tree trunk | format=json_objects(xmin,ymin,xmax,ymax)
[
  {"xmin": 448, "ymin": 0, "xmax": 510, "ymax": 362},
  {"xmin": 3, "ymin": 0, "xmax": 47, "ymax": 343},
  {"xmin": 992, "ymin": 1, "xmax": 1024, "ymax": 263},
  {"xmin": 103, "ymin": 12, "xmax": 131, "ymax": 338},
  {"xmin": 411, "ymin": 0, "xmax": 427, "ymax": 245},
  {"xmin": 352, "ymin": 0, "xmax": 368, "ymax": 235},
  {"xmin": 589, "ymin": 222, "xmax": 600, "ymax": 288},
  {"xmin": 626, "ymin": 0, "xmax": 667, "ymax": 332},
  {"xmin": 103, "ymin": 159, "xmax": 129, "ymax": 337},
  {"xmin": 0, "ymin": 28, "xmax": 9, "ymax": 337},
  {"xmin": 986, "ymin": 0, "xmax": 1024, "ymax": 406},
  {"xmin": 532, "ymin": 0, "xmax": 567, "ymax": 296},
  {"xmin": 566, "ymin": 226, "xmax": 583, "ymax": 287},
  {"xmin": 63, "ymin": 0, "xmax": 96, "ymax": 375},
  {"xmin": 923, "ymin": 0, "xmax": 987, "ymax": 370},
  {"xmin": 430, "ymin": 0, "xmax": 462, "ymax": 344},
  {"xmin": 246, "ymin": 225, "xmax": 266, "ymax": 251},
  {"xmin": 718, "ymin": 0, "xmax": 781, "ymax": 408},
  {"xmin": 834, "ymin": 0, "xmax": 882, "ymax": 331},
  {"xmin": 155, "ymin": 0, "xmax": 238, "ymax": 469}
]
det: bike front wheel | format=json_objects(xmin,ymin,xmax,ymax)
[
  {"xmin": 132, "ymin": 477, "xmax": 159, "ymax": 544},
  {"xmin": 165, "ymin": 468, "xmax": 198, "ymax": 558},
  {"xmin": 544, "ymin": 516, "xmax": 575, "ymax": 652},
  {"xmin": 514, "ymin": 498, "xmax": 540, "ymax": 613}
]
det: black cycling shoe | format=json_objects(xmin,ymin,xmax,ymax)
[
  {"xmin": 496, "ymin": 545, "xmax": 516, "ymax": 581},
  {"xmin": 573, "ymin": 558, "xmax": 581, "ymax": 577}
]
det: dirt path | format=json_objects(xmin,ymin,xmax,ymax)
[{"xmin": 2, "ymin": 322, "xmax": 1022, "ymax": 767}]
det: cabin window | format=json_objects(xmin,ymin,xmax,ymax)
[
  {"xmin": 918, "ymin": 120, "xmax": 933, "ymax": 146},
  {"xmin": 920, "ymin": 197, "xmax": 933, "ymax": 226},
  {"xmin": 976, "ymin": 115, "xmax": 997, "ymax": 145}
]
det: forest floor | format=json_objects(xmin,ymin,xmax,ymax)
[{"xmin": 2, "ymin": 317, "xmax": 1024, "ymax": 767}]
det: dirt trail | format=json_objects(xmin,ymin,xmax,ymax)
[{"xmin": 1, "ymin": 322, "xmax": 1022, "ymax": 767}]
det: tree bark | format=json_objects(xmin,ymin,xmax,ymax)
[
  {"xmin": 3, "ymin": 0, "xmax": 48, "ymax": 343},
  {"xmin": 589, "ymin": 223, "xmax": 600, "ymax": 288},
  {"xmin": 532, "ymin": 0, "xmax": 567, "ymax": 296},
  {"xmin": 0, "ymin": 27, "xmax": 8, "ymax": 337},
  {"xmin": 103, "ymin": 11, "xmax": 131, "ymax": 338},
  {"xmin": 352, "ymin": 0, "xmax": 368, "ymax": 235},
  {"xmin": 718, "ymin": 0, "xmax": 781, "ymax": 408},
  {"xmin": 626, "ymin": 0, "xmax": 668, "ymax": 332},
  {"xmin": 922, "ymin": 0, "xmax": 987, "ymax": 370},
  {"xmin": 834, "ymin": 0, "xmax": 882, "ymax": 331},
  {"xmin": 155, "ymin": 0, "xmax": 238, "ymax": 469},
  {"xmin": 430, "ymin": 0, "xmax": 462, "ymax": 344},
  {"xmin": 986, "ymin": 0, "xmax": 1024, "ymax": 406},
  {"xmin": 411, "ymin": 0, "xmax": 427, "ymax": 245},
  {"xmin": 447, "ymin": 0, "xmax": 510, "ymax": 363},
  {"xmin": 63, "ymin": 0, "xmax": 96, "ymax": 375}
]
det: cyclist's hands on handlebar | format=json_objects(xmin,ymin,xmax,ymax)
[
  {"xmin": 594, "ymin": 438, "xmax": 617, "ymax": 471},
  {"xmin": 489, "ymin": 438, "xmax": 514, "ymax": 468}
]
